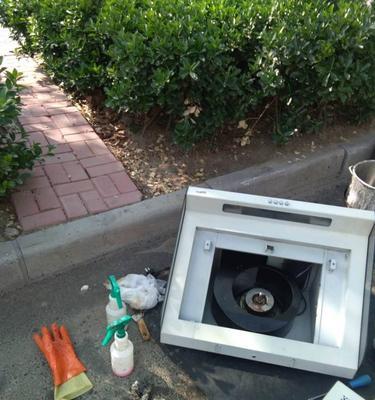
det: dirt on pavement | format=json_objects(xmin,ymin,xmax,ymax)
[{"xmin": 75, "ymin": 97, "xmax": 375, "ymax": 199}]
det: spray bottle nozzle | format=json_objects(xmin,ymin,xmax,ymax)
[
  {"xmin": 101, "ymin": 315, "xmax": 132, "ymax": 346},
  {"xmin": 108, "ymin": 275, "xmax": 123, "ymax": 309}
]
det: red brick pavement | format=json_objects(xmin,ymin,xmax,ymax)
[{"xmin": 3, "ymin": 46, "xmax": 142, "ymax": 232}]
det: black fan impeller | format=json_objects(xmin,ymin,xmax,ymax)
[{"xmin": 212, "ymin": 265, "xmax": 302, "ymax": 337}]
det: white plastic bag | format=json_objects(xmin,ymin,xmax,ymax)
[{"xmin": 116, "ymin": 274, "xmax": 166, "ymax": 310}]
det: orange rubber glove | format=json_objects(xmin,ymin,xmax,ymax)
[{"xmin": 33, "ymin": 323, "xmax": 86, "ymax": 386}]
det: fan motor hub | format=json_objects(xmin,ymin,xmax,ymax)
[{"xmin": 244, "ymin": 288, "xmax": 274, "ymax": 313}]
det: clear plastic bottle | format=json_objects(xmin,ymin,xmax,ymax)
[
  {"xmin": 106, "ymin": 295, "xmax": 127, "ymax": 325},
  {"xmin": 110, "ymin": 331, "xmax": 134, "ymax": 377},
  {"xmin": 102, "ymin": 315, "xmax": 134, "ymax": 378},
  {"xmin": 106, "ymin": 275, "xmax": 127, "ymax": 325}
]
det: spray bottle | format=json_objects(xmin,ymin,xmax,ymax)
[
  {"xmin": 106, "ymin": 275, "xmax": 127, "ymax": 325},
  {"xmin": 102, "ymin": 315, "xmax": 134, "ymax": 377}
]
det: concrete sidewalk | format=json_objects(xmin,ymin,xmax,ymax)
[{"xmin": 1, "ymin": 28, "xmax": 141, "ymax": 232}]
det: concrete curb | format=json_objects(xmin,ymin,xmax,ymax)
[{"xmin": 1, "ymin": 131, "xmax": 374, "ymax": 294}]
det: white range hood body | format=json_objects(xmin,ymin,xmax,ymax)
[{"xmin": 161, "ymin": 187, "xmax": 375, "ymax": 378}]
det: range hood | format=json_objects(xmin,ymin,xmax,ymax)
[{"xmin": 161, "ymin": 187, "xmax": 375, "ymax": 378}]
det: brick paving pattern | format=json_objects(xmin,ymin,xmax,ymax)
[{"xmin": 1, "ymin": 28, "xmax": 142, "ymax": 232}]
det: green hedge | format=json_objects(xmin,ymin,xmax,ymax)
[
  {"xmin": 0, "ymin": 57, "xmax": 45, "ymax": 196},
  {"xmin": 2, "ymin": 0, "xmax": 375, "ymax": 146}
]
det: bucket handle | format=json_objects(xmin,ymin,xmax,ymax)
[{"xmin": 349, "ymin": 165, "xmax": 354, "ymax": 175}]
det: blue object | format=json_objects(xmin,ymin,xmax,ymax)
[{"xmin": 348, "ymin": 374, "xmax": 372, "ymax": 389}]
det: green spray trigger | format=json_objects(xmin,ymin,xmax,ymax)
[
  {"xmin": 101, "ymin": 315, "xmax": 132, "ymax": 346},
  {"xmin": 108, "ymin": 275, "xmax": 123, "ymax": 309}
]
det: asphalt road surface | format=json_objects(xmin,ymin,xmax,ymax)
[{"xmin": 1, "ymin": 187, "xmax": 374, "ymax": 400}]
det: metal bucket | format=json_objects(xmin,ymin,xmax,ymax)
[{"xmin": 346, "ymin": 160, "xmax": 375, "ymax": 210}]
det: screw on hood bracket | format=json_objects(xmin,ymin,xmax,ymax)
[{"xmin": 327, "ymin": 259, "xmax": 337, "ymax": 272}]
